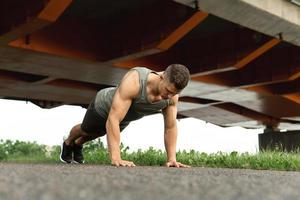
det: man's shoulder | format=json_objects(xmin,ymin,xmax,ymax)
[
  {"xmin": 131, "ymin": 66, "xmax": 149, "ymax": 70},
  {"xmin": 126, "ymin": 69, "xmax": 140, "ymax": 84},
  {"xmin": 118, "ymin": 69, "xmax": 140, "ymax": 98},
  {"xmin": 131, "ymin": 66, "xmax": 152, "ymax": 75}
]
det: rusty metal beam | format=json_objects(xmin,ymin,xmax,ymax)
[
  {"xmin": 289, "ymin": 72, "xmax": 300, "ymax": 81},
  {"xmin": 195, "ymin": 86, "xmax": 300, "ymax": 119},
  {"xmin": 178, "ymin": 105, "xmax": 253, "ymax": 126},
  {"xmin": 111, "ymin": 11, "xmax": 208, "ymax": 66},
  {"xmin": 214, "ymin": 102, "xmax": 280, "ymax": 127},
  {"xmin": 8, "ymin": 19, "xmax": 108, "ymax": 61},
  {"xmin": 234, "ymin": 95, "xmax": 300, "ymax": 118},
  {"xmin": 38, "ymin": 0, "xmax": 73, "ymax": 22},
  {"xmin": 0, "ymin": 45, "xmax": 127, "ymax": 86},
  {"xmin": 5, "ymin": 2, "xmax": 207, "ymax": 65},
  {"xmin": 245, "ymin": 78, "xmax": 300, "ymax": 95},
  {"xmin": 191, "ymin": 37, "xmax": 280, "ymax": 81},
  {"xmin": 192, "ymin": 43, "xmax": 300, "ymax": 88},
  {"xmin": 284, "ymin": 93, "xmax": 300, "ymax": 104},
  {"xmin": 157, "ymin": 11, "xmax": 208, "ymax": 51},
  {"xmin": 45, "ymin": 79, "xmax": 109, "ymax": 91},
  {"xmin": 234, "ymin": 38, "xmax": 280, "ymax": 69},
  {"xmin": 0, "ymin": 73, "xmax": 96, "ymax": 104},
  {"xmin": 31, "ymin": 77, "xmax": 57, "ymax": 85},
  {"xmin": 179, "ymin": 96, "xmax": 220, "ymax": 105},
  {"xmin": 114, "ymin": 25, "xmax": 277, "ymax": 74},
  {"xmin": 0, "ymin": 0, "xmax": 72, "ymax": 45}
]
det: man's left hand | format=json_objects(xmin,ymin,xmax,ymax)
[{"xmin": 165, "ymin": 161, "xmax": 191, "ymax": 168}]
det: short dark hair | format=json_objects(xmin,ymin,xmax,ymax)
[{"xmin": 164, "ymin": 64, "xmax": 190, "ymax": 90}]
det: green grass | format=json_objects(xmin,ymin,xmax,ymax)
[{"xmin": 1, "ymin": 139, "xmax": 300, "ymax": 171}]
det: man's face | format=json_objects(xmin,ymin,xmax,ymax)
[{"xmin": 158, "ymin": 77, "xmax": 180, "ymax": 99}]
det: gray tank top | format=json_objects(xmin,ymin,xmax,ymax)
[{"xmin": 94, "ymin": 67, "xmax": 171, "ymax": 124}]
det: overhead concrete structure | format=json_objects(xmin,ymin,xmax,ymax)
[
  {"xmin": 175, "ymin": 0, "xmax": 300, "ymax": 46},
  {"xmin": 0, "ymin": 0, "xmax": 300, "ymax": 150}
]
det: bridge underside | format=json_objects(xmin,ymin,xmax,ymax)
[{"xmin": 0, "ymin": 0, "xmax": 300, "ymax": 142}]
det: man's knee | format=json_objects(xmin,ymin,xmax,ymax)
[{"xmin": 72, "ymin": 124, "xmax": 89, "ymax": 136}]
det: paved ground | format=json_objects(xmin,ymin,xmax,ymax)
[{"xmin": 1, "ymin": 163, "xmax": 300, "ymax": 200}]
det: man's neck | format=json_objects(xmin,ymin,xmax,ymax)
[{"xmin": 147, "ymin": 72, "xmax": 162, "ymax": 97}]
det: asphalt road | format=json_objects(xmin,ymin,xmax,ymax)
[{"xmin": 0, "ymin": 163, "xmax": 300, "ymax": 200}]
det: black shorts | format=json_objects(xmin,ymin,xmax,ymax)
[{"xmin": 81, "ymin": 98, "xmax": 129, "ymax": 136}]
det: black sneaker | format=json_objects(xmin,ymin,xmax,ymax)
[
  {"xmin": 60, "ymin": 142, "xmax": 73, "ymax": 164},
  {"xmin": 73, "ymin": 143, "xmax": 84, "ymax": 164}
]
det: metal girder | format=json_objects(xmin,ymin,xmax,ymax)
[
  {"xmin": 109, "ymin": 10, "xmax": 208, "ymax": 65},
  {"xmin": 0, "ymin": 0, "xmax": 72, "ymax": 44},
  {"xmin": 0, "ymin": 45, "xmax": 127, "ymax": 86},
  {"xmin": 191, "ymin": 42, "xmax": 300, "ymax": 89}
]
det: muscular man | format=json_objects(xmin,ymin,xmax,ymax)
[{"xmin": 60, "ymin": 64, "xmax": 190, "ymax": 167}]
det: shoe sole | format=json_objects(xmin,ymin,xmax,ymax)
[
  {"xmin": 59, "ymin": 142, "xmax": 72, "ymax": 164},
  {"xmin": 72, "ymin": 160, "xmax": 85, "ymax": 164}
]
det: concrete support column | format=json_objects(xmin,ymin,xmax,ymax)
[{"xmin": 259, "ymin": 130, "xmax": 300, "ymax": 151}]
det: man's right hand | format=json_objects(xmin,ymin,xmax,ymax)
[{"xmin": 111, "ymin": 159, "xmax": 136, "ymax": 167}]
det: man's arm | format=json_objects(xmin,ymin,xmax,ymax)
[
  {"xmin": 106, "ymin": 70, "xmax": 139, "ymax": 167},
  {"xmin": 162, "ymin": 95, "xmax": 190, "ymax": 168}
]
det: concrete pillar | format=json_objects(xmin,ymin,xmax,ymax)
[{"xmin": 259, "ymin": 130, "xmax": 300, "ymax": 151}]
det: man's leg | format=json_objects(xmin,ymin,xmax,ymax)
[
  {"xmin": 62, "ymin": 123, "xmax": 102, "ymax": 164},
  {"xmin": 60, "ymin": 124, "xmax": 86, "ymax": 163},
  {"xmin": 64, "ymin": 123, "xmax": 89, "ymax": 146},
  {"xmin": 75, "ymin": 134, "xmax": 100, "ymax": 146},
  {"xmin": 60, "ymin": 96, "xmax": 107, "ymax": 164},
  {"xmin": 72, "ymin": 132, "xmax": 105, "ymax": 164}
]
